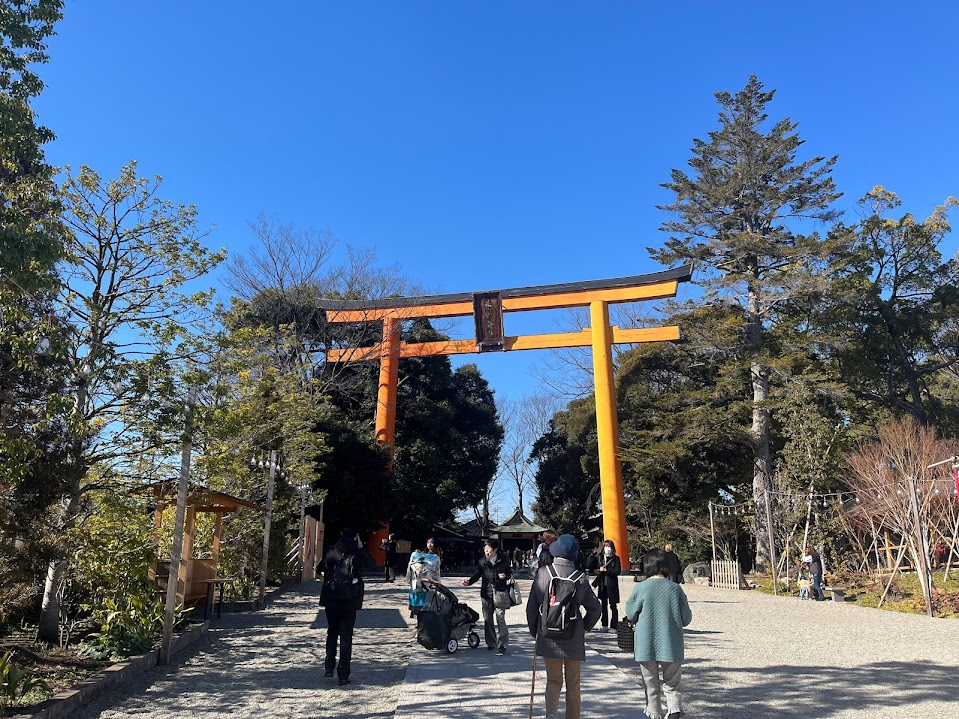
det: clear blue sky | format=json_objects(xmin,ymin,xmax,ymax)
[{"xmin": 34, "ymin": 2, "xmax": 959, "ymax": 437}]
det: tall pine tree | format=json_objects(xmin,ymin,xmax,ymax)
[{"xmin": 652, "ymin": 76, "xmax": 841, "ymax": 572}]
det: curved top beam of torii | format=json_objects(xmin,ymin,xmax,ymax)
[{"xmin": 315, "ymin": 265, "xmax": 692, "ymax": 322}]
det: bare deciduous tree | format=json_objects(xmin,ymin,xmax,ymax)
[
  {"xmin": 496, "ymin": 393, "xmax": 562, "ymax": 516},
  {"xmin": 844, "ymin": 418, "xmax": 959, "ymax": 614}
]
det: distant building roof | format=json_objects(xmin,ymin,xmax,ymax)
[
  {"xmin": 491, "ymin": 508, "xmax": 547, "ymax": 535},
  {"xmin": 461, "ymin": 517, "xmax": 490, "ymax": 537}
]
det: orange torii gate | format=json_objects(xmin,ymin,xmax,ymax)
[{"xmin": 317, "ymin": 266, "xmax": 691, "ymax": 561}]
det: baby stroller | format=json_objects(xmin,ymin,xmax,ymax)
[{"xmin": 416, "ymin": 580, "xmax": 480, "ymax": 653}]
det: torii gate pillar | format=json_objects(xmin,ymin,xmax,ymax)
[
  {"xmin": 590, "ymin": 300, "xmax": 628, "ymax": 563},
  {"xmin": 374, "ymin": 317, "xmax": 401, "ymax": 464}
]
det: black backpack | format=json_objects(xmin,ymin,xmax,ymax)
[
  {"xmin": 329, "ymin": 550, "xmax": 360, "ymax": 601},
  {"xmin": 539, "ymin": 564, "xmax": 584, "ymax": 640}
]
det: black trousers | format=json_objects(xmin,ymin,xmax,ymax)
[
  {"xmin": 600, "ymin": 594, "xmax": 618, "ymax": 629},
  {"xmin": 325, "ymin": 603, "xmax": 357, "ymax": 679}
]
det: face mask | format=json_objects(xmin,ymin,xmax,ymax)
[{"xmin": 604, "ymin": 547, "xmax": 613, "ymax": 556}]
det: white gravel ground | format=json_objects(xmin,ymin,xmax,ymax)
[
  {"xmin": 594, "ymin": 581, "xmax": 959, "ymax": 719},
  {"xmin": 67, "ymin": 576, "xmax": 959, "ymax": 719},
  {"xmin": 71, "ymin": 578, "xmax": 416, "ymax": 719}
]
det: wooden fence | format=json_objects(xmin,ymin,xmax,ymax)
[{"xmin": 710, "ymin": 559, "xmax": 745, "ymax": 590}]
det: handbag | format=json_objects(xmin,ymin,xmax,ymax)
[
  {"xmin": 508, "ymin": 579, "xmax": 522, "ymax": 606},
  {"xmin": 616, "ymin": 618, "xmax": 635, "ymax": 653},
  {"xmin": 319, "ymin": 580, "xmax": 332, "ymax": 607},
  {"xmin": 493, "ymin": 588, "xmax": 512, "ymax": 610}
]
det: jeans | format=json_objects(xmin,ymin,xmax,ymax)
[
  {"xmin": 544, "ymin": 657, "xmax": 582, "ymax": 719},
  {"xmin": 480, "ymin": 597, "xmax": 508, "ymax": 649},
  {"xmin": 638, "ymin": 661, "xmax": 682, "ymax": 719},
  {"xmin": 324, "ymin": 603, "xmax": 357, "ymax": 679},
  {"xmin": 812, "ymin": 572, "xmax": 825, "ymax": 600}
]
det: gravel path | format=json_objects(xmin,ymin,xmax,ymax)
[
  {"xmin": 69, "ymin": 577, "xmax": 959, "ymax": 719},
  {"xmin": 592, "ymin": 582, "xmax": 959, "ymax": 719},
  {"xmin": 71, "ymin": 578, "xmax": 416, "ymax": 719}
]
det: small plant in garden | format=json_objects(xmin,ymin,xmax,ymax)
[
  {"xmin": 77, "ymin": 596, "xmax": 191, "ymax": 661},
  {"xmin": 228, "ymin": 575, "xmax": 256, "ymax": 601},
  {"xmin": 0, "ymin": 652, "xmax": 50, "ymax": 717}
]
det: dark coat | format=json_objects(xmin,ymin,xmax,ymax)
[
  {"xmin": 588, "ymin": 552, "xmax": 621, "ymax": 604},
  {"xmin": 664, "ymin": 550, "xmax": 683, "ymax": 584},
  {"xmin": 537, "ymin": 544, "xmax": 554, "ymax": 567},
  {"xmin": 466, "ymin": 551, "xmax": 512, "ymax": 600},
  {"xmin": 323, "ymin": 538, "xmax": 375, "ymax": 610},
  {"xmin": 525, "ymin": 557, "xmax": 601, "ymax": 661}
]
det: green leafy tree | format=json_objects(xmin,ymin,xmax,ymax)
[
  {"xmin": 652, "ymin": 75, "xmax": 842, "ymax": 571},
  {"xmin": 0, "ymin": 0, "xmax": 69, "ymax": 626},
  {"xmin": 825, "ymin": 187, "xmax": 959, "ymax": 427},
  {"xmin": 389, "ymin": 322, "xmax": 503, "ymax": 538},
  {"xmin": 616, "ymin": 304, "xmax": 755, "ymax": 561},
  {"xmin": 36, "ymin": 163, "xmax": 224, "ymax": 642},
  {"xmin": 0, "ymin": 0, "xmax": 64, "ymax": 291},
  {"xmin": 530, "ymin": 406, "xmax": 596, "ymax": 538}
]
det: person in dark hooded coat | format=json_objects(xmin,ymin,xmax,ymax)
[
  {"xmin": 322, "ymin": 527, "xmax": 374, "ymax": 686},
  {"xmin": 526, "ymin": 533, "xmax": 601, "ymax": 719}
]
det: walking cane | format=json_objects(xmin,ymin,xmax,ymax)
[{"xmin": 529, "ymin": 640, "xmax": 537, "ymax": 719}]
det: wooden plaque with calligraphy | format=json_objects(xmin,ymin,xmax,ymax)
[{"xmin": 472, "ymin": 291, "xmax": 505, "ymax": 352}]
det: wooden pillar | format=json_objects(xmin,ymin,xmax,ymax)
[
  {"xmin": 590, "ymin": 300, "xmax": 629, "ymax": 568},
  {"xmin": 375, "ymin": 317, "xmax": 401, "ymax": 462},
  {"xmin": 211, "ymin": 512, "xmax": 223, "ymax": 566}
]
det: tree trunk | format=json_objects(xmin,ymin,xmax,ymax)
[
  {"xmin": 747, "ymin": 277, "xmax": 774, "ymax": 573},
  {"xmin": 37, "ymin": 468, "xmax": 82, "ymax": 643},
  {"xmin": 37, "ymin": 379, "xmax": 90, "ymax": 644}
]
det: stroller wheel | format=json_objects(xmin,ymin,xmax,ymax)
[
  {"xmin": 467, "ymin": 632, "xmax": 480, "ymax": 649},
  {"xmin": 446, "ymin": 638, "xmax": 458, "ymax": 654}
]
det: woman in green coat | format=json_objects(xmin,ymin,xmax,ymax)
[{"xmin": 624, "ymin": 548, "xmax": 693, "ymax": 719}]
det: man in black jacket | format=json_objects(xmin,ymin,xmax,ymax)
[
  {"xmin": 462, "ymin": 539, "xmax": 512, "ymax": 654},
  {"xmin": 322, "ymin": 527, "xmax": 375, "ymax": 686},
  {"xmin": 379, "ymin": 533, "xmax": 397, "ymax": 582}
]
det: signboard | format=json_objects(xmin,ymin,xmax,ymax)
[{"xmin": 473, "ymin": 291, "xmax": 505, "ymax": 352}]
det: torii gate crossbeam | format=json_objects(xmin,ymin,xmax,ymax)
[{"xmin": 317, "ymin": 265, "xmax": 692, "ymax": 564}]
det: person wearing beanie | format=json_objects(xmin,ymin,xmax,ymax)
[
  {"xmin": 526, "ymin": 533, "xmax": 601, "ymax": 719},
  {"xmin": 321, "ymin": 526, "xmax": 374, "ymax": 686}
]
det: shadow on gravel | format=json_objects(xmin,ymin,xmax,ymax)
[{"xmin": 688, "ymin": 661, "xmax": 959, "ymax": 719}]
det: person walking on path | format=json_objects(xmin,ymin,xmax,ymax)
[
  {"xmin": 588, "ymin": 539, "xmax": 621, "ymax": 632},
  {"xmin": 537, "ymin": 529, "xmax": 557, "ymax": 567},
  {"xmin": 380, "ymin": 533, "xmax": 397, "ymax": 583},
  {"xmin": 624, "ymin": 548, "xmax": 693, "ymax": 719},
  {"xmin": 802, "ymin": 546, "xmax": 825, "ymax": 601},
  {"xmin": 527, "ymin": 533, "xmax": 601, "ymax": 719},
  {"xmin": 462, "ymin": 538, "xmax": 512, "ymax": 654},
  {"xmin": 405, "ymin": 537, "xmax": 441, "ymax": 618},
  {"xmin": 663, "ymin": 544, "xmax": 683, "ymax": 584},
  {"xmin": 321, "ymin": 527, "xmax": 375, "ymax": 686}
]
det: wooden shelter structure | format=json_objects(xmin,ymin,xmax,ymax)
[
  {"xmin": 318, "ymin": 266, "xmax": 691, "ymax": 561},
  {"xmin": 137, "ymin": 481, "xmax": 264, "ymax": 608}
]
